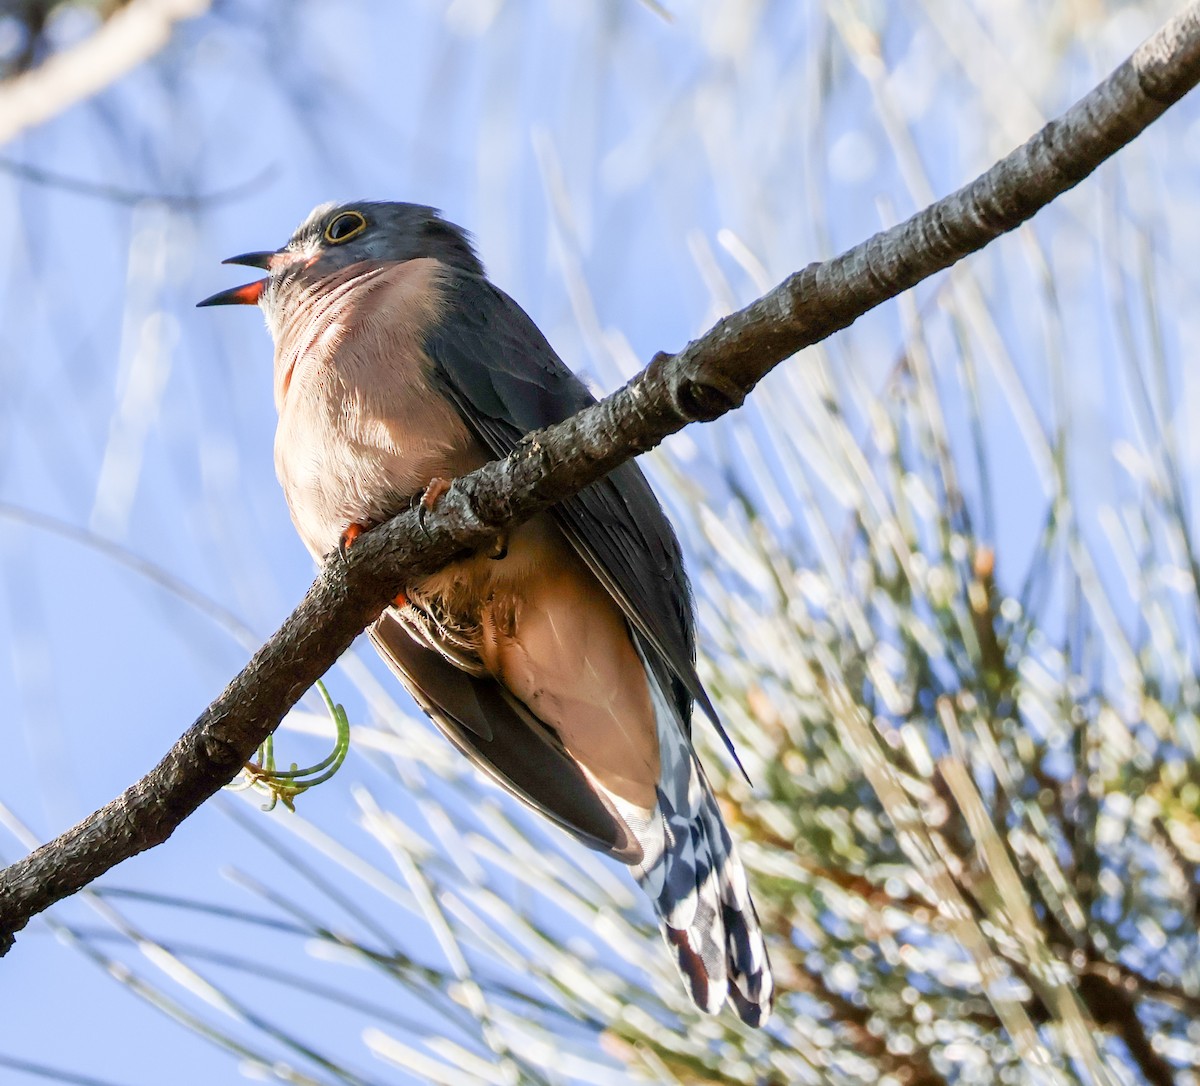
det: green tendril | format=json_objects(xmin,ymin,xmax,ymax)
[{"xmin": 232, "ymin": 679, "xmax": 351, "ymax": 812}]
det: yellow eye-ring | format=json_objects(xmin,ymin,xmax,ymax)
[{"xmin": 324, "ymin": 210, "xmax": 367, "ymax": 244}]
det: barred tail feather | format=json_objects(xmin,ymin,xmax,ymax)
[
  {"xmin": 613, "ymin": 653, "xmax": 774, "ymax": 1026},
  {"xmin": 704, "ymin": 787, "xmax": 774, "ymax": 1024}
]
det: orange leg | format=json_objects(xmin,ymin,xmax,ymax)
[
  {"xmin": 421, "ymin": 477, "xmax": 452, "ymax": 509},
  {"xmin": 416, "ymin": 477, "xmax": 452, "ymax": 537},
  {"xmin": 340, "ymin": 520, "xmax": 408, "ymax": 607},
  {"xmin": 338, "ymin": 521, "xmax": 370, "ymax": 561}
]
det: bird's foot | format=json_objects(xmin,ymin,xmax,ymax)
[
  {"xmin": 488, "ymin": 531, "xmax": 509, "ymax": 561},
  {"xmin": 421, "ymin": 477, "xmax": 452, "ymax": 509},
  {"xmin": 416, "ymin": 477, "xmax": 452, "ymax": 537},
  {"xmin": 340, "ymin": 521, "xmax": 408, "ymax": 608},
  {"xmin": 338, "ymin": 521, "xmax": 371, "ymax": 562}
]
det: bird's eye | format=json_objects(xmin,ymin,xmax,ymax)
[{"xmin": 324, "ymin": 211, "xmax": 367, "ymax": 244}]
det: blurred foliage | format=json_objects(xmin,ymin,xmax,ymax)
[
  {"xmin": 0, "ymin": 0, "xmax": 130, "ymax": 80},
  {"xmin": 2, "ymin": 1, "xmax": 1200, "ymax": 1085}
]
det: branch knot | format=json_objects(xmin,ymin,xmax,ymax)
[{"xmin": 674, "ymin": 370, "xmax": 747, "ymax": 421}]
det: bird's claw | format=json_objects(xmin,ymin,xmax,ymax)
[
  {"xmin": 488, "ymin": 531, "xmax": 509, "ymax": 561},
  {"xmin": 416, "ymin": 477, "xmax": 452, "ymax": 538},
  {"xmin": 338, "ymin": 522, "xmax": 368, "ymax": 562},
  {"xmin": 421, "ymin": 477, "xmax": 452, "ymax": 509}
]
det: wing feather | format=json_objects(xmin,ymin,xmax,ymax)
[
  {"xmin": 423, "ymin": 270, "xmax": 743, "ymax": 766},
  {"xmin": 371, "ymin": 612, "xmax": 641, "ymax": 861}
]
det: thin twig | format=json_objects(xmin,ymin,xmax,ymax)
[{"xmin": 0, "ymin": 158, "xmax": 276, "ymax": 208}]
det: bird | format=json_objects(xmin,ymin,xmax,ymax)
[{"xmin": 199, "ymin": 200, "xmax": 773, "ymax": 1025}]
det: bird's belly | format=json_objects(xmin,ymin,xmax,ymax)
[
  {"xmin": 275, "ymin": 386, "xmax": 486, "ymax": 560},
  {"xmin": 413, "ymin": 514, "xmax": 661, "ymax": 809},
  {"xmin": 272, "ymin": 256, "xmax": 490, "ymax": 560}
]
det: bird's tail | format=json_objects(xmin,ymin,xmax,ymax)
[{"xmin": 612, "ymin": 653, "xmax": 774, "ymax": 1026}]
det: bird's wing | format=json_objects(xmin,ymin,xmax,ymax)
[
  {"xmin": 423, "ymin": 270, "xmax": 741, "ymax": 766},
  {"xmin": 371, "ymin": 611, "xmax": 642, "ymax": 861}
]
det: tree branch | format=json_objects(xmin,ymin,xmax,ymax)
[
  {"xmin": 0, "ymin": 157, "xmax": 276, "ymax": 208},
  {"xmin": 0, "ymin": 0, "xmax": 210, "ymax": 146},
  {"xmin": 3, "ymin": 3, "xmax": 1200, "ymax": 953}
]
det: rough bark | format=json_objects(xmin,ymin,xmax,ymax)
[{"xmin": 2, "ymin": 3, "xmax": 1199, "ymax": 954}]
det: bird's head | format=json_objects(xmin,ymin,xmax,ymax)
[{"xmin": 197, "ymin": 200, "xmax": 483, "ymax": 325}]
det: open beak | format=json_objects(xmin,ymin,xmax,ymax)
[{"xmin": 196, "ymin": 250, "xmax": 280, "ymax": 307}]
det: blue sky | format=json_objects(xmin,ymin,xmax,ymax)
[{"xmin": 1, "ymin": 1, "xmax": 1197, "ymax": 1083}]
